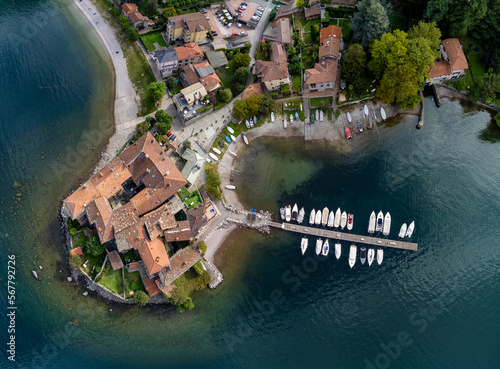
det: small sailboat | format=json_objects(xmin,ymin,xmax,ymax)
[
  {"xmin": 297, "ymin": 207, "xmax": 305, "ymax": 224},
  {"xmin": 340, "ymin": 211, "xmax": 347, "ymax": 229},
  {"xmin": 316, "ymin": 239, "xmax": 323, "ymax": 255},
  {"xmin": 347, "ymin": 213, "xmax": 353, "ymax": 231},
  {"xmin": 227, "ymin": 126, "xmax": 235, "ymax": 134},
  {"xmin": 345, "ymin": 127, "xmax": 352, "ymax": 139},
  {"xmin": 320, "ymin": 110, "xmax": 324, "ymax": 121},
  {"xmin": 360, "ymin": 247, "xmax": 367, "ymax": 265},
  {"xmin": 327, "ymin": 211, "xmax": 334, "ymax": 227},
  {"xmin": 280, "ymin": 208, "xmax": 285, "ymax": 220},
  {"xmin": 245, "ymin": 120, "xmax": 250, "ymax": 128},
  {"xmin": 322, "ymin": 239, "xmax": 330, "ymax": 256},
  {"xmin": 347, "ymin": 112, "xmax": 352, "ymax": 123},
  {"xmin": 301, "ymin": 237, "xmax": 308, "ymax": 255},
  {"xmin": 209, "ymin": 153, "xmax": 219, "ymax": 161},
  {"xmin": 335, "ymin": 243, "xmax": 341, "ymax": 259},
  {"xmin": 321, "ymin": 207, "xmax": 329, "ymax": 226},
  {"xmin": 290, "ymin": 113, "xmax": 294, "ymax": 122},
  {"xmin": 225, "ymin": 185, "xmax": 235, "ymax": 190},
  {"xmin": 284, "ymin": 116, "xmax": 287, "ymax": 128},
  {"xmin": 380, "ymin": 107, "xmax": 386, "ymax": 121},
  {"xmin": 334, "ymin": 208, "xmax": 341, "ymax": 228},
  {"xmin": 364, "ymin": 104, "xmax": 369, "ymax": 117},
  {"xmin": 309, "ymin": 209, "xmax": 316, "ymax": 225},
  {"xmin": 225, "ymin": 136, "xmax": 231, "ymax": 143},
  {"xmin": 291, "ymin": 204, "xmax": 298, "ymax": 222},
  {"xmin": 295, "ymin": 112, "xmax": 299, "ymax": 121},
  {"xmin": 315, "ymin": 210, "xmax": 322, "ymax": 225},
  {"xmin": 376, "ymin": 211, "xmax": 384, "ymax": 232},
  {"xmin": 406, "ymin": 221, "xmax": 415, "ymax": 238},
  {"xmin": 398, "ymin": 223, "xmax": 407, "ymax": 238},
  {"xmin": 271, "ymin": 112, "xmax": 275, "ymax": 122},
  {"xmin": 315, "ymin": 109, "xmax": 319, "ymax": 121},
  {"xmin": 357, "ymin": 121, "xmax": 363, "ymax": 132},
  {"xmin": 212, "ymin": 147, "xmax": 221, "ymax": 155},
  {"xmin": 349, "ymin": 245, "xmax": 357, "ymax": 268},
  {"xmin": 382, "ymin": 212, "xmax": 391, "ymax": 236},
  {"xmin": 285, "ymin": 205, "xmax": 291, "ymax": 222},
  {"xmin": 243, "ymin": 134, "xmax": 249, "ymax": 145},
  {"xmin": 377, "ymin": 249, "xmax": 384, "ymax": 265},
  {"xmin": 367, "ymin": 249, "xmax": 375, "ymax": 266},
  {"xmin": 368, "ymin": 211, "xmax": 376, "ymax": 233}
]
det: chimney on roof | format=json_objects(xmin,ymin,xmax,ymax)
[
  {"xmin": 146, "ymin": 168, "xmax": 150, "ymax": 173},
  {"xmin": 151, "ymin": 140, "xmax": 154, "ymax": 143},
  {"xmin": 99, "ymin": 172, "xmax": 103, "ymax": 177},
  {"xmin": 156, "ymin": 256, "xmax": 160, "ymax": 262},
  {"xmin": 145, "ymin": 154, "xmax": 149, "ymax": 158},
  {"xmin": 83, "ymin": 184, "xmax": 87, "ymax": 188},
  {"xmin": 166, "ymin": 171, "xmax": 169, "ymax": 176}
]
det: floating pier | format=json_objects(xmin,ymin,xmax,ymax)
[{"xmin": 266, "ymin": 221, "xmax": 418, "ymax": 251}]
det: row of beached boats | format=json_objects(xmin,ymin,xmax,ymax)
[
  {"xmin": 300, "ymin": 238, "xmax": 384, "ymax": 267},
  {"xmin": 344, "ymin": 106, "xmax": 387, "ymax": 139},
  {"xmin": 367, "ymin": 211, "xmax": 415, "ymax": 238}
]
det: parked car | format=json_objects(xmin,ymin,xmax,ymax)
[
  {"xmin": 236, "ymin": 9, "xmax": 242, "ymax": 13},
  {"xmin": 236, "ymin": 23, "xmax": 242, "ymax": 28},
  {"xmin": 232, "ymin": 32, "xmax": 239, "ymax": 36},
  {"xmin": 152, "ymin": 25, "xmax": 159, "ymax": 29},
  {"xmin": 227, "ymin": 22, "xmax": 232, "ymax": 27},
  {"xmin": 167, "ymin": 131, "xmax": 173, "ymax": 137},
  {"xmin": 211, "ymin": 29, "xmax": 217, "ymax": 34},
  {"xmin": 212, "ymin": 32, "xmax": 218, "ymax": 36},
  {"xmin": 200, "ymin": 8, "xmax": 207, "ymax": 14},
  {"xmin": 169, "ymin": 134, "xmax": 176, "ymax": 141},
  {"xmin": 239, "ymin": 31, "xmax": 245, "ymax": 35}
]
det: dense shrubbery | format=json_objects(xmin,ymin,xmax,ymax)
[
  {"xmin": 232, "ymin": 94, "xmax": 275, "ymax": 120},
  {"xmin": 204, "ymin": 163, "xmax": 222, "ymax": 200},
  {"xmin": 119, "ymin": 15, "xmax": 139, "ymax": 42},
  {"xmin": 84, "ymin": 236, "xmax": 106, "ymax": 256},
  {"xmin": 132, "ymin": 290, "xmax": 150, "ymax": 306}
]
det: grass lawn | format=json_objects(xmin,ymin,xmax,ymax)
[
  {"xmin": 178, "ymin": 186, "xmax": 190, "ymax": 201},
  {"xmin": 96, "ymin": 266, "xmax": 123, "ymax": 294},
  {"xmin": 304, "ymin": 18, "xmax": 320, "ymax": 32},
  {"xmin": 463, "ymin": 43, "xmax": 487, "ymax": 85},
  {"xmin": 81, "ymin": 251, "xmax": 106, "ymax": 276},
  {"xmin": 389, "ymin": 13, "xmax": 407, "ymax": 31},
  {"xmin": 304, "ymin": 32, "xmax": 313, "ymax": 45},
  {"xmin": 310, "ymin": 97, "xmax": 333, "ymax": 108},
  {"xmin": 283, "ymin": 98, "xmax": 303, "ymax": 111},
  {"xmin": 338, "ymin": 19, "xmax": 352, "ymax": 40},
  {"xmin": 302, "ymin": 54, "xmax": 314, "ymax": 69},
  {"xmin": 168, "ymin": 80, "xmax": 183, "ymax": 96},
  {"xmin": 293, "ymin": 74, "xmax": 302, "ymax": 91},
  {"xmin": 72, "ymin": 232, "xmax": 87, "ymax": 248},
  {"xmin": 185, "ymin": 191, "xmax": 202, "ymax": 209},
  {"xmin": 124, "ymin": 271, "xmax": 146, "ymax": 299},
  {"xmin": 140, "ymin": 32, "xmax": 167, "ymax": 52}
]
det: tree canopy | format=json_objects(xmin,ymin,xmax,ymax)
[
  {"xmin": 132, "ymin": 290, "xmax": 149, "ymax": 306},
  {"xmin": 155, "ymin": 110, "xmax": 173, "ymax": 135},
  {"xmin": 84, "ymin": 236, "xmax": 105, "ymax": 256},
  {"xmin": 341, "ymin": 44, "xmax": 367, "ymax": 94},
  {"xmin": 217, "ymin": 88, "xmax": 233, "ymax": 104},
  {"xmin": 165, "ymin": 76, "xmax": 177, "ymax": 90},
  {"xmin": 351, "ymin": 0, "xmax": 391, "ymax": 47},
  {"xmin": 231, "ymin": 67, "xmax": 250, "ymax": 94},
  {"xmin": 148, "ymin": 82, "xmax": 166, "ymax": 102},
  {"xmin": 232, "ymin": 53, "xmax": 251, "ymax": 69}
]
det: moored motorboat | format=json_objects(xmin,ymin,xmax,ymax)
[
  {"xmin": 321, "ymin": 207, "xmax": 329, "ymax": 226},
  {"xmin": 335, "ymin": 243, "xmax": 341, "ymax": 259},
  {"xmin": 297, "ymin": 207, "xmax": 305, "ymax": 224},
  {"xmin": 285, "ymin": 205, "xmax": 291, "ymax": 222},
  {"xmin": 243, "ymin": 134, "xmax": 249, "ymax": 145},
  {"xmin": 367, "ymin": 248, "xmax": 375, "ymax": 266},
  {"xmin": 309, "ymin": 209, "xmax": 316, "ymax": 225},
  {"xmin": 322, "ymin": 239, "xmax": 330, "ymax": 256},
  {"xmin": 315, "ymin": 210, "xmax": 322, "ymax": 225},
  {"xmin": 227, "ymin": 126, "xmax": 235, "ymax": 134},
  {"xmin": 376, "ymin": 211, "xmax": 384, "ymax": 232},
  {"xmin": 316, "ymin": 238, "xmax": 323, "ymax": 255},
  {"xmin": 406, "ymin": 221, "xmax": 415, "ymax": 238},
  {"xmin": 380, "ymin": 107, "xmax": 386, "ymax": 121},
  {"xmin": 357, "ymin": 121, "xmax": 363, "ymax": 132},
  {"xmin": 250, "ymin": 119, "xmax": 254, "ymax": 128},
  {"xmin": 347, "ymin": 112, "xmax": 352, "ymax": 123},
  {"xmin": 212, "ymin": 147, "xmax": 222, "ymax": 155},
  {"xmin": 228, "ymin": 150, "xmax": 237, "ymax": 157},
  {"xmin": 301, "ymin": 237, "xmax": 308, "ymax": 255},
  {"xmin": 327, "ymin": 211, "xmax": 334, "ymax": 227},
  {"xmin": 225, "ymin": 185, "xmax": 235, "ymax": 190},
  {"xmin": 373, "ymin": 111, "xmax": 377, "ymax": 119},
  {"xmin": 334, "ymin": 208, "xmax": 341, "ymax": 228},
  {"xmin": 377, "ymin": 249, "xmax": 384, "ymax": 265},
  {"xmin": 271, "ymin": 112, "xmax": 275, "ymax": 122},
  {"xmin": 368, "ymin": 211, "xmax": 376, "ymax": 233},
  {"xmin": 291, "ymin": 204, "xmax": 298, "ymax": 221},
  {"xmin": 360, "ymin": 247, "xmax": 367, "ymax": 265},
  {"xmin": 364, "ymin": 104, "xmax": 369, "ymax": 117},
  {"xmin": 347, "ymin": 213, "xmax": 353, "ymax": 231},
  {"xmin": 280, "ymin": 208, "xmax": 285, "ymax": 220},
  {"xmin": 382, "ymin": 212, "xmax": 391, "ymax": 236},
  {"xmin": 398, "ymin": 223, "xmax": 407, "ymax": 238},
  {"xmin": 209, "ymin": 153, "xmax": 219, "ymax": 161},
  {"xmin": 345, "ymin": 127, "xmax": 352, "ymax": 139},
  {"xmin": 349, "ymin": 245, "xmax": 357, "ymax": 268},
  {"xmin": 340, "ymin": 211, "xmax": 347, "ymax": 229}
]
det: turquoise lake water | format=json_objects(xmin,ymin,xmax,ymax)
[{"xmin": 1, "ymin": 0, "xmax": 500, "ymax": 368}]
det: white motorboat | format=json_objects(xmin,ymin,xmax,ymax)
[
  {"xmin": 368, "ymin": 211, "xmax": 376, "ymax": 233},
  {"xmin": 349, "ymin": 245, "xmax": 357, "ymax": 268},
  {"xmin": 406, "ymin": 221, "xmax": 415, "ymax": 238},
  {"xmin": 322, "ymin": 239, "xmax": 330, "ymax": 256},
  {"xmin": 321, "ymin": 207, "xmax": 329, "ymax": 226},
  {"xmin": 315, "ymin": 109, "xmax": 319, "ymax": 121},
  {"xmin": 316, "ymin": 239, "xmax": 323, "ymax": 255},
  {"xmin": 315, "ymin": 210, "xmax": 322, "ymax": 225},
  {"xmin": 290, "ymin": 114, "xmax": 294, "ymax": 122},
  {"xmin": 364, "ymin": 104, "xmax": 369, "ymax": 117},
  {"xmin": 284, "ymin": 117, "xmax": 287, "ymax": 129},
  {"xmin": 271, "ymin": 112, "xmax": 275, "ymax": 122},
  {"xmin": 335, "ymin": 243, "xmax": 341, "ymax": 259},
  {"xmin": 360, "ymin": 247, "xmax": 367, "ymax": 265},
  {"xmin": 227, "ymin": 126, "xmax": 235, "ymax": 134},
  {"xmin": 380, "ymin": 107, "xmax": 386, "ymax": 121},
  {"xmin": 382, "ymin": 212, "xmax": 391, "ymax": 236},
  {"xmin": 309, "ymin": 209, "xmax": 316, "ymax": 225},
  {"xmin": 320, "ymin": 110, "xmax": 324, "ymax": 121},
  {"xmin": 243, "ymin": 134, "xmax": 249, "ymax": 145},
  {"xmin": 301, "ymin": 237, "xmax": 308, "ymax": 255},
  {"xmin": 340, "ymin": 211, "xmax": 347, "ymax": 229},
  {"xmin": 334, "ymin": 208, "xmax": 341, "ymax": 228},
  {"xmin": 327, "ymin": 211, "xmax": 334, "ymax": 227},
  {"xmin": 376, "ymin": 211, "xmax": 384, "ymax": 232},
  {"xmin": 347, "ymin": 213, "xmax": 353, "ymax": 231},
  {"xmin": 300, "ymin": 103, "xmax": 303, "ymax": 111},
  {"xmin": 285, "ymin": 205, "xmax": 291, "ymax": 222},
  {"xmin": 228, "ymin": 150, "xmax": 237, "ymax": 157},
  {"xmin": 367, "ymin": 249, "xmax": 375, "ymax": 266},
  {"xmin": 347, "ymin": 112, "xmax": 352, "ymax": 123},
  {"xmin": 230, "ymin": 134, "xmax": 236, "ymax": 142},
  {"xmin": 398, "ymin": 223, "xmax": 407, "ymax": 238},
  {"xmin": 212, "ymin": 147, "xmax": 221, "ymax": 155},
  {"xmin": 225, "ymin": 185, "xmax": 235, "ymax": 190},
  {"xmin": 297, "ymin": 207, "xmax": 305, "ymax": 224},
  {"xmin": 245, "ymin": 120, "xmax": 250, "ymax": 128},
  {"xmin": 291, "ymin": 203, "xmax": 298, "ymax": 222},
  {"xmin": 209, "ymin": 153, "xmax": 218, "ymax": 161},
  {"xmin": 377, "ymin": 249, "xmax": 384, "ymax": 265}
]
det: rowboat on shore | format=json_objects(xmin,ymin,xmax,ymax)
[
  {"xmin": 380, "ymin": 107, "xmax": 387, "ymax": 121},
  {"xmin": 209, "ymin": 153, "xmax": 218, "ymax": 161},
  {"xmin": 227, "ymin": 126, "xmax": 235, "ymax": 134},
  {"xmin": 242, "ymin": 134, "xmax": 249, "ymax": 145},
  {"xmin": 225, "ymin": 185, "xmax": 235, "ymax": 190},
  {"xmin": 347, "ymin": 112, "xmax": 352, "ymax": 123}
]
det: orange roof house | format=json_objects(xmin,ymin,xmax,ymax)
[
  {"xmin": 254, "ymin": 42, "xmax": 290, "ymax": 93},
  {"xmin": 108, "ymin": 250, "xmax": 124, "ymax": 270},
  {"xmin": 319, "ymin": 26, "xmax": 342, "ymax": 59},
  {"xmin": 427, "ymin": 38, "xmax": 469, "ymax": 83},
  {"xmin": 138, "ymin": 237, "xmax": 170, "ymax": 276},
  {"xmin": 242, "ymin": 83, "xmax": 262, "ymax": 100},
  {"xmin": 174, "ymin": 43, "xmax": 204, "ymax": 62},
  {"xmin": 121, "ymin": 3, "xmax": 138, "ymax": 16},
  {"xmin": 180, "ymin": 61, "xmax": 222, "ymax": 92},
  {"xmin": 85, "ymin": 196, "xmax": 114, "ymax": 243},
  {"xmin": 63, "ymin": 180, "xmax": 101, "ymax": 221},
  {"xmin": 163, "ymin": 220, "xmax": 191, "ymax": 242},
  {"xmin": 304, "ymin": 59, "xmax": 338, "ymax": 93}
]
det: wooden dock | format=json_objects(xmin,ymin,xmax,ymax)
[{"xmin": 266, "ymin": 221, "xmax": 418, "ymax": 251}]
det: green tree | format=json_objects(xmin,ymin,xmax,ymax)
[
  {"xmin": 183, "ymin": 140, "xmax": 191, "ymax": 150},
  {"xmin": 231, "ymin": 67, "xmax": 250, "ymax": 93},
  {"xmin": 69, "ymin": 254, "xmax": 83, "ymax": 269},
  {"xmin": 408, "ymin": 21, "xmax": 442, "ymax": 56},
  {"xmin": 126, "ymin": 27, "xmax": 139, "ymax": 42},
  {"xmin": 155, "ymin": 110, "xmax": 173, "ymax": 134},
  {"xmin": 132, "ymin": 290, "xmax": 149, "ymax": 306},
  {"xmin": 165, "ymin": 76, "xmax": 177, "ymax": 90},
  {"xmin": 288, "ymin": 46, "xmax": 296, "ymax": 57},
  {"xmin": 84, "ymin": 236, "xmax": 105, "ymax": 256},
  {"xmin": 217, "ymin": 88, "xmax": 233, "ymax": 104},
  {"xmin": 144, "ymin": 0, "xmax": 159, "ymax": 17},
  {"xmin": 479, "ymin": 68, "xmax": 500, "ymax": 101},
  {"xmin": 197, "ymin": 241, "xmax": 207, "ymax": 253},
  {"xmin": 163, "ymin": 6, "xmax": 177, "ymax": 17},
  {"xmin": 204, "ymin": 163, "xmax": 222, "ymax": 200},
  {"xmin": 258, "ymin": 94, "xmax": 275, "ymax": 114},
  {"xmin": 494, "ymin": 112, "xmax": 500, "ymax": 128},
  {"xmin": 341, "ymin": 44, "xmax": 367, "ymax": 94},
  {"xmin": 148, "ymin": 82, "xmax": 166, "ymax": 101},
  {"xmin": 297, "ymin": 0, "xmax": 306, "ymax": 8},
  {"xmin": 351, "ymin": 0, "xmax": 390, "ymax": 47},
  {"xmin": 168, "ymin": 286, "xmax": 194, "ymax": 312},
  {"xmin": 232, "ymin": 52, "xmax": 251, "ymax": 68}
]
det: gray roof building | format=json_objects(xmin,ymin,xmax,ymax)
[{"xmin": 206, "ymin": 50, "xmax": 229, "ymax": 69}]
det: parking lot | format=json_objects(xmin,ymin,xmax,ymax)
[
  {"xmin": 205, "ymin": 7, "xmax": 247, "ymax": 40},
  {"xmin": 226, "ymin": 0, "xmax": 263, "ymax": 24}
]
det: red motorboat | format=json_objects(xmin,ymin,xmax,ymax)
[{"xmin": 345, "ymin": 127, "xmax": 352, "ymax": 139}]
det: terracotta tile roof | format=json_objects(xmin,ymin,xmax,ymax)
[
  {"xmin": 63, "ymin": 180, "xmax": 101, "ymax": 219},
  {"xmin": 168, "ymin": 12, "xmax": 210, "ymax": 33},
  {"xmin": 305, "ymin": 4, "xmax": 321, "ymax": 19},
  {"xmin": 142, "ymin": 203, "xmax": 177, "ymax": 240},
  {"xmin": 182, "ymin": 64, "xmax": 199, "ymax": 86},
  {"xmin": 442, "ymin": 38, "xmax": 468, "ymax": 71},
  {"xmin": 319, "ymin": 26, "xmax": 342, "ymax": 59},
  {"xmin": 108, "ymin": 250, "xmax": 124, "ymax": 270},
  {"xmin": 115, "ymin": 222, "xmax": 148, "ymax": 252},
  {"xmin": 158, "ymin": 247, "xmax": 200, "ymax": 286},
  {"xmin": 121, "ymin": 3, "xmax": 138, "ymax": 15},
  {"xmin": 242, "ymin": 83, "xmax": 262, "ymax": 100},
  {"xmin": 71, "ymin": 247, "xmax": 83, "ymax": 256},
  {"xmin": 142, "ymin": 275, "xmax": 161, "ymax": 297},
  {"xmin": 275, "ymin": 4, "xmax": 296, "ymax": 19},
  {"xmin": 305, "ymin": 59, "xmax": 338, "ymax": 85},
  {"xmin": 255, "ymin": 42, "xmax": 289, "ymax": 82},
  {"xmin": 188, "ymin": 201, "xmax": 216, "ymax": 236},
  {"xmin": 129, "ymin": 12, "xmax": 150, "ymax": 24},
  {"xmin": 163, "ymin": 220, "xmax": 191, "ymax": 242},
  {"xmin": 85, "ymin": 196, "xmax": 114, "ymax": 243},
  {"xmin": 428, "ymin": 60, "xmax": 452, "ymax": 78},
  {"xmin": 320, "ymin": 26, "xmax": 342, "ymax": 44},
  {"xmin": 111, "ymin": 202, "xmax": 139, "ymax": 233},
  {"xmin": 200, "ymin": 73, "xmax": 221, "ymax": 92},
  {"xmin": 128, "ymin": 261, "xmax": 140, "ymax": 271},
  {"xmin": 174, "ymin": 43, "xmax": 204, "ymax": 61},
  {"xmin": 138, "ymin": 237, "xmax": 170, "ymax": 276},
  {"xmin": 265, "ymin": 18, "xmax": 291, "ymax": 45},
  {"xmin": 90, "ymin": 157, "xmax": 131, "ymax": 199}
]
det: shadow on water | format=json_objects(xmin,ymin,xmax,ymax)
[{"xmin": 478, "ymin": 119, "xmax": 500, "ymax": 143}]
